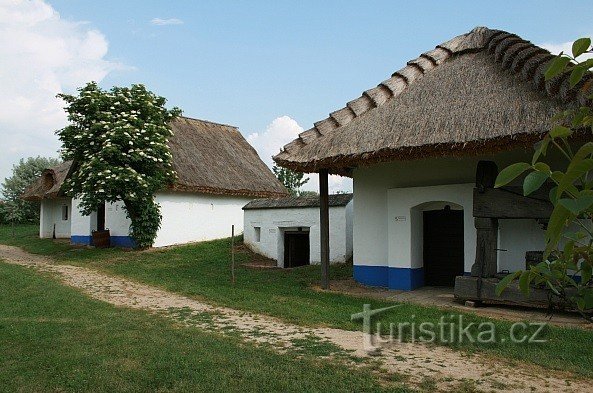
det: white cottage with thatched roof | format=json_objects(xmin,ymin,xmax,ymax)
[
  {"xmin": 23, "ymin": 116, "xmax": 287, "ymax": 248},
  {"xmin": 274, "ymin": 27, "xmax": 592, "ymax": 292}
]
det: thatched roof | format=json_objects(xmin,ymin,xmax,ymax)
[
  {"xmin": 22, "ymin": 116, "xmax": 287, "ymax": 200},
  {"xmin": 168, "ymin": 117, "xmax": 287, "ymax": 197},
  {"xmin": 274, "ymin": 27, "xmax": 593, "ymax": 176},
  {"xmin": 21, "ymin": 161, "xmax": 72, "ymax": 201},
  {"xmin": 243, "ymin": 193, "xmax": 352, "ymax": 210}
]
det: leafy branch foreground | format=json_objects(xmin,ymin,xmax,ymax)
[{"xmin": 496, "ymin": 38, "xmax": 593, "ymax": 319}]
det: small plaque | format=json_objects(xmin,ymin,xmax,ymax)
[{"xmin": 394, "ymin": 216, "xmax": 406, "ymax": 222}]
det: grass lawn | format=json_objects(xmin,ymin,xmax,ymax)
[
  {"xmin": 2, "ymin": 224, "xmax": 593, "ymax": 379},
  {"xmin": 0, "ymin": 261, "xmax": 406, "ymax": 392}
]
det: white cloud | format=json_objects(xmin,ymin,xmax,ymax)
[
  {"xmin": 0, "ymin": 0, "xmax": 126, "ymax": 182},
  {"xmin": 150, "ymin": 18, "xmax": 183, "ymax": 26},
  {"xmin": 247, "ymin": 116, "xmax": 352, "ymax": 194},
  {"xmin": 540, "ymin": 39, "xmax": 593, "ymax": 60}
]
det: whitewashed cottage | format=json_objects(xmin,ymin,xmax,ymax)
[
  {"xmin": 23, "ymin": 116, "xmax": 287, "ymax": 247},
  {"xmin": 273, "ymin": 27, "xmax": 591, "ymax": 300}
]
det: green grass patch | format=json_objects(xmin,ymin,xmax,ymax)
[
  {"xmin": 2, "ymin": 224, "xmax": 593, "ymax": 378},
  {"xmin": 0, "ymin": 261, "xmax": 406, "ymax": 392}
]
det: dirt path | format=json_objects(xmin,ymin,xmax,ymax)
[{"xmin": 0, "ymin": 244, "xmax": 590, "ymax": 393}]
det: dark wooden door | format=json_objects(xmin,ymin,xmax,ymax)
[
  {"xmin": 423, "ymin": 208, "xmax": 464, "ymax": 286},
  {"xmin": 284, "ymin": 232, "xmax": 310, "ymax": 268}
]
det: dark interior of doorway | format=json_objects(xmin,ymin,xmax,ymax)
[
  {"xmin": 284, "ymin": 231, "xmax": 310, "ymax": 268},
  {"xmin": 423, "ymin": 207, "xmax": 464, "ymax": 286},
  {"xmin": 97, "ymin": 203, "xmax": 106, "ymax": 232}
]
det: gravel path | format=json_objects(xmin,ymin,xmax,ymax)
[{"xmin": 1, "ymin": 244, "xmax": 590, "ymax": 392}]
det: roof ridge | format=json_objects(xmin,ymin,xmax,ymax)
[
  {"xmin": 273, "ymin": 27, "xmax": 591, "ymax": 172},
  {"xmin": 177, "ymin": 115, "xmax": 238, "ymax": 130},
  {"xmin": 274, "ymin": 27, "xmax": 498, "ymax": 161}
]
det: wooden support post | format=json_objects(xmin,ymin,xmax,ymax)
[
  {"xmin": 319, "ymin": 169, "xmax": 330, "ymax": 290},
  {"xmin": 470, "ymin": 218, "xmax": 498, "ymax": 278}
]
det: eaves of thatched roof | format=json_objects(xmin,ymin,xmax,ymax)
[
  {"xmin": 21, "ymin": 161, "xmax": 73, "ymax": 201},
  {"xmin": 273, "ymin": 27, "xmax": 593, "ymax": 176},
  {"xmin": 22, "ymin": 117, "xmax": 288, "ymax": 201},
  {"xmin": 243, "ymin": 193, "xmax": 352, "ymax": 210}
]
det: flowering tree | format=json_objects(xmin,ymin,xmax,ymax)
[
  {"xmin": 272, "ymin": 165, "xmax": 309, "ymax": 196},
  {"xmin": 57, "ymin": 82, "xmax": 181, "ymax": 248}
]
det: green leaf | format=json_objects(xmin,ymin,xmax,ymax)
[
  {"xmin": 545, "ymin": 56, "xmax": 571, "ymax": 80},
  {"xmin": 549, "ymin": 125, "xmax": 572, "ymax": 139},
  {"xmin": 495, "ymin": 271, "xmax": 521, "ymax": 297},
  {"xmin": 532, "ymin": 137, "xmax": 550, "ymax": 164},
  {"xmin": 558, "ymin": 195, "xmax": 593, "ymax": 215},
  {"xmin": 572, "ymin": 37, "xmax": 591, "ymax": 58},
  {"xmin": 495, "ymin": 162, "xmax": 530, "ymax": 188},
  {"xmin": 544, "ymin": 204, "xmax": 572, "ymax": 257},
  {"xmin": 572, "ymin": 142, "xmax": 593, "ymax": 163},
  {"xmin": 558, "ymin": 158, "xmax": 593, "ymax": 197},
  {"xmin": 533, "ymin": 162, "xmax": 551, "ymax": 173},
  {"xmin": 569, "ymin": 66, "xmax": 586, "ymax": 88},
  {"xmin": 549, "ymin": 186, "xmax": 559, "ymax": 205},
  {"xmin": 519, "ymin": 271, "xmax": 532, "ymax": 296},
  {"xmin": 523, "ymin": 171, "xmax": 549, "ymax": 196}
]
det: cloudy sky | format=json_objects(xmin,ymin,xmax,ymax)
[{"xmin": 1, "ymin": 0, "xmax": 591, "ymax": 193}]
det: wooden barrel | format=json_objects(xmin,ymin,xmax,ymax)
[{"xmin": 92, "ymin": 230, "xmax": 111, "ymax": 248}]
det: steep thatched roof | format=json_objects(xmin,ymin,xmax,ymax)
[
  {"xmin": 168, "ymin": 117, "xmax": 287, "ymax": 197},
  {"xmin": 21, "ymin": 161, "xmax": 72, "ymax": 201},
  {"xmin": 22, "ymin": 117, "xmax": 287, "ymax": 200},
  {"xmin": 243, "ymin": 193, "xmax": 352, "ymax": 210},
  {"xmin": 273, "ymin": 27, "xmax": 593, "ymax": 175}
]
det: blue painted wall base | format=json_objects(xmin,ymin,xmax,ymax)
[
  {"xmin": 354, "ymin": 265, "xmax": 424, "ymax": 291},
  {"xmin": 71, "ymin": 235, "xmax": 92, "ymax": 245},
  {"xmin": 71, "ymin": 235, "xmax": 135, "ymax": 248},
  {"xmin": 110, "ymin": 236, "xmax": 136, "ymax": 248}
]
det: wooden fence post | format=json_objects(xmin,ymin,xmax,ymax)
[{"xmin": 231, "ymin": 225, "xmax": 236, "ymax": 284}]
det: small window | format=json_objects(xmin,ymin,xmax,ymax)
[
  {"xmin": 61, "ymin": 205, "xmax": 69, "ymax": 221},
  {"xmin": 254, "ymin": 227, "xmax": 261, "ymax": 242}
]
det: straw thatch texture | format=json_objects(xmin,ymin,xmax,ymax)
[
  {"xmin": 168, "ymin": 117, "xmax": 287, "ymax": 197},
  {"xmin": 22, "ymin": 117, "xmax": 287, "ymax": 200},
  {"xmin": 274, "ymin": 27, "xmax": 593, "ymax": 175},
  {"xmin": 243, "ymin": 193, "xmax": 352, "ymax": 210},
  {"xmin": 21, "ymin": 161, "xmax": 72, "ymax": 201}
]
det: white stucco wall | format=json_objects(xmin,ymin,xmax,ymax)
[
  {"xmin": 387, "ymin": 184, "xmax": 476, "ymax": 272},
  {"xmin": 153, "ymin": 192, "xmax": 253, "ymax": 248},
  {"xmin": 71, "ymin": 197, "xmax": 95, "ymax": 237},
  {"xmin": 39, "ymin": 198, "xmax": 71, "ymax": 238},
  {"xmin": 243, "ymin": 204, "xmax": 352, "ymax": 266},
  {"xmin": 105, "ymin": 200, "xmax": 131, "ymax": 237}
]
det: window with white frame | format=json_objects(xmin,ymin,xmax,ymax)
[
  {"xmin": 61, "ymin": 205, "xmax": 69, "ymax": 221},
  {"xmin": 254, "ymin": 227, "xmax": 261, "ymax": 242}
]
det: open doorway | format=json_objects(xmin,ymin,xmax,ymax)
[
  {"xmin": 283, "ymin": 230, "xmax": 310, "ymax": 268},
  {"xmin": 97, "ymin": 203, "xmax": 106, "ymax": 231},
  {"xmin": 423, "ymin": 206, "xmax": 464, "ymax": 286}
]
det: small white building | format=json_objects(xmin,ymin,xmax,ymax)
[
  {"xmin": 23, "ymin": 116, "xmax": 287, "ymax": 247},
  {"xmin": 274, "ymin": 27, "xmax": 588, "ymax": 291},
  {"xmin": 243, "ymin": 194, "xmax": 353, "ymax": 267}
]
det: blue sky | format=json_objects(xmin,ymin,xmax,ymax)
[{"xmin": 1, "ymin": 0, "xmax": 592, "ymax": 191}]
